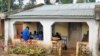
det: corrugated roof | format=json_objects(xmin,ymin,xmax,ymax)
[{"xmin": 8, "ymin": 3, "xmax": 100, "ymax": 19}]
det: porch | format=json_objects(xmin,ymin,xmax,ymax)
[{"xmin": 4, "ymin": 18, "xmax": 99, "ymax": 56}]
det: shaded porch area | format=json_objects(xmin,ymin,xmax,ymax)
[
  {"xmin": 14, "ymin": 22, "xmax": 43, "ymax": 40},
  {"xmin": 51, "ymin": 22, "xmax": 89, "ymax": 56}
]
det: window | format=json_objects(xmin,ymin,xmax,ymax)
[{"xmin": 77, "ymin": 0, "xmax": 95, "ymax": 3}]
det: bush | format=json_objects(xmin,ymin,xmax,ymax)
[{"xmin": 8, "ymin": 44, "xmax": 47, "ymax": 56}]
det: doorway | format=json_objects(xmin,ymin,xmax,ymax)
[{"xmin": 68, "ymin": 22, "xmax": 82, "ymax": 48}]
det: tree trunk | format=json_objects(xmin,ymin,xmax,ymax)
[{"xmin": 8, "ymin": 0, "xmax": 11, "ymax": 12}]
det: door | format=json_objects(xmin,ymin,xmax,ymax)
[{"xmin": 68, "ymin": 23, "xmax": 82, "ymax": 48}]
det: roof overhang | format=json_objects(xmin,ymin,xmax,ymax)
[{"xmin": 8, "ymin": 15, "xmax": 94, "ymax": 19}]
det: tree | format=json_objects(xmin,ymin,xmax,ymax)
[
  {"xmin": 77, "ymin": 0, "xmax": 84, "ymax": 3},
  {"xmin": 24, "ymin": 2, "xmax": 34, "ymax": 10},
  {"xmin": 0, "ymin": 0, "xmax": 16, "ymax": 12},
  {"xmin": 0, "ymin": 0, "xmax": 8, "ymax": 12},
  {"xmin": 88, "ymin": 0, "xmax": 95, "ymax": 2},
  {"xmin": 44, "ymin": 0, "xmax": 73, "ymax": 4},
  {"xmin": 30, "ymin": 0, "xmax": 36, "ymax": 5},
  {"xmin": 18, "ymin": 0, "xmax": 23, "ymax": 9},
  {"xmin": 77, "ymin": 0, "xmax": 95, "ymax": 3},
  {"xmin": 60, "ymin": 0, "xmax": 73, "ymax": 4},
  {"xmin": 12, "ymin": 4, "xmax": 19, "ymax": 10},
  {"xmin": 44, "ymin": 0, "xmax": 51, "ymax": 4}
]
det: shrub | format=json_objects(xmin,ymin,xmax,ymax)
[{"xmin": 8, "ymin": 46, "xmax": 46, "ymax": 56}]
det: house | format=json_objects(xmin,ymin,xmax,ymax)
[{"xmin": 1, "ymin": 0, "xmax": 100, "ymax": 56}]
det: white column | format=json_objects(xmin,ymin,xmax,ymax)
[
  {"xmin": 41, "ymin": 21, "xmax": 54, "ymax": 45},
  {"xmin": 10, "ymin": 20, "xmax": 16, "ymax": 44},
  {"xmin": 73, "ymin": 0, "xmax": 77, "ymax": 4},
  {"xmin": 87, "ymin": 21, "xmax": 99, "ymax": 56},
  {"xmin": 4, "ymin": 20, "xmax": 10, "ymax": 52}
]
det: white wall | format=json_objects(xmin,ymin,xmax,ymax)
[{"xmin": 55, "ymin": 22, "xmax": 68, "ymax": 36}]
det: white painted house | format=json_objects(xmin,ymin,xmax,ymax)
[{"xmin": 3, "ymin": 0, "xmax": 100, "ymax": 56}]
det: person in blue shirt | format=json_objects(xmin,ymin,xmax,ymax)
[
  {"xmin": 22, "ymin": 26, "xmax": 30, "ymax": 41},
  {"xmin": 37, "ymin": 31, "xmax": 43, "ymax": 40}
]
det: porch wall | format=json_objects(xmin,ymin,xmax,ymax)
[
  {"xmin": 23, "ymin": 22, "xmax": 37, "ymax": 33},
  {"xmin": 55, "ymin": 22, "xmax": 68, "ymax": 37},
  {"xmin": 82, "ymin": 23, "xmax": 89, "ymax": 38}
]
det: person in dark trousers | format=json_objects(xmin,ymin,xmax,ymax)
[
  {"xmin": 55, "ymin": 32, "xmax": 67, "ymax": 50},
  {"xmin": 55, "ymin": 32, "xmax": 62, "ymax": 40},
  {"xmin": 22, "ymin": 26, "xmax": 30, "ymax": 41}
]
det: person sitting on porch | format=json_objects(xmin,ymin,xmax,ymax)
[
  {"xmin": 29, "ymin": 32, "xmax": 34, "ymax": 39},
  {"xmin": 33, "ymin": 31, "xmax": 38, "ymax": 39},
  {"xmin": 54, "ymin": 32, "xmax": 62, "ymax": 40},
  {"xmin": 37, "ymin": 31, "xmax": 43, "ymax": 40},
  {"xmin": 22, "ymin": 26, "xmax": 30, "ymax": 41}
]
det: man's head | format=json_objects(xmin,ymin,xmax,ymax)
[{"xmin": 26, "ymin": 26, "xmax": 29, "ymax": 30}]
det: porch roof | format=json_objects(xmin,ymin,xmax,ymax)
[{"xmin": 8, "ymin": 3, "xmax": 100, "ymax": 19}]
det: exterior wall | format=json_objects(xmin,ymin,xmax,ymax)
[
  {"xmin": 0, "ymin": 19, "xmax": 4, "ymax": 36},
  {"xmin": 23, "ymin": 22, "xmax": 37, "ymax": 33},
  {"xmin": 82, "ymin": 23, "xmax": 89, "ymax": 38},
  {"xmin": 55, "ymin": 22, "xmax": 68, "ymax": 37}
]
